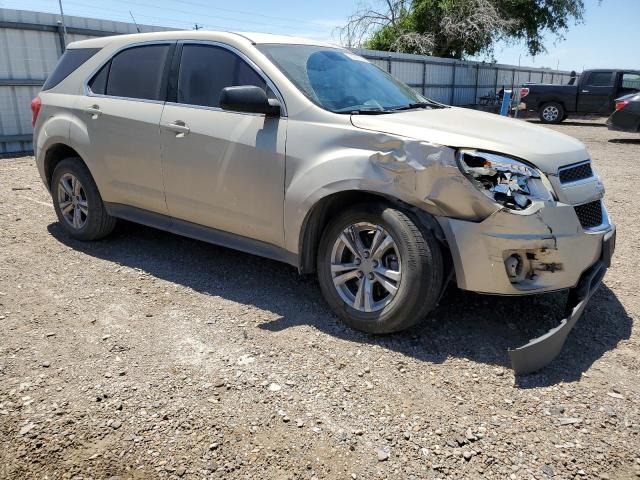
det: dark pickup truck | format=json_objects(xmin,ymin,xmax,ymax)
[{"xmin": 521, "ymin": 69, "xmax": 640, "ymax": 123}]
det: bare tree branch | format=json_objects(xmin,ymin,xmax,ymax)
[
  {"xmin": 440, "ymin": 0, "xmax": 518, "ymax": 54},
  {"xmin": 338, "ymin": 0, "xmax": 527, "ymax": 57},
  {"xmin": 391, "ymin": 32, "xmax": 435, "ymax": 55},
  {"xmin": 336, "ymin": 0, "xmax": 411, "ymax": 48}
]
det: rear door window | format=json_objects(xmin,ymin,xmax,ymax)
[
  {"xmin": 622, "ymin": 73, "xmax": 640, "ymax": 90},
  {"xmin": 42, "ymin": 48, "xmax": 100, "ymax": 90},
  {"xmin": 106, "ymin": 44, "xmax": 171, "ymax": 100},
  {"xmin": 177, "ymin": 44, "xmax": 267, "ymax": 108},
  {"xmin": 585, "ymin": 71, "xmax": 613, "ymax": 87}
]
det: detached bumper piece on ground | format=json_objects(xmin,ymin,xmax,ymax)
[{"xmin": 509, "ymin": 228, "xmax": 616, "ymax": 374}]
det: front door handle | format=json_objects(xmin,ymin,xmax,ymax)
[
  {"xmin": 86, "ymin": 105, "xmax": 101, "ymax": 118},
  {"xmin": 581, "ymin": 90, "xmax": 590, "ymax": 93},
  {"xmin": 163, "ymin": 121, "xmax": 190, "ymax": 136}
]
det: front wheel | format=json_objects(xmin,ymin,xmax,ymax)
[
  {"xmin": 317, "ymin": 203, "xmax": 443, "ymax": 334},
  {"xmin": 539, "ymin": 102, "xmax": 565, "ymax": 124}
]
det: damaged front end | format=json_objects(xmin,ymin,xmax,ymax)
[
  {"xmin": 456, "ymin": 149, "xmax": 555, "ymax": 211},
  {"xmin": 423, "ymin": 148, "xmax": 615, "ymax": 374},
  {"xmin": 301, "ymin": 128, "xmax": 615, "ymax": 374},
  {"xmin": 509, "ymin": 226, "xmax": 615, "ymax": 374}
]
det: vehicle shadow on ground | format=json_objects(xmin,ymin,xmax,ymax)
[
  {"xmin": 48, "ymin": 221, "xmax": 631, "ymax": 388},
  {"xmin": 527, "ymin": 120, "xmax": 607, "ymax": 127},
  {"xmin": 608, "ymin": 138, "xmax": 640, "ymax": 144}
]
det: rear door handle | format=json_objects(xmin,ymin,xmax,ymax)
[
  {"xmin": 163, "ymin": 121, "xmax": 190, "ymax": 136},
  {"xmin": 86, "ymin": 105, "xmax": 101, "ymax": 117}
]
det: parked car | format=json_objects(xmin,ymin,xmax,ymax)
[
  {"xmin": 521, "ymin": 69, "xmax": 640, "ymax": 123},
  {"xmin": 606, "ymin": 92, "xmax": 640, "ymax": 133},
  {"xmin": 32, "ymin": 32, "xmax": 615, "ymax": 373}
]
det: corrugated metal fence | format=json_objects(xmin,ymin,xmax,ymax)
[
  {"xmin": 1, "ymin": 7, "xmax": 574, "ymax": 154},
  {"xmin": 352, "ymin": 48, "xmax": 573, "ymax": 106},
  {"xmin": 0, "ymin": 8, "xmax": 170, "ymax": 154}
]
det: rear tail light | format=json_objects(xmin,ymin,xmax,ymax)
[
  {"xmin": 519, "ymin": 87, "xmax": 529, "ymax": 98},
  {"xmin": 31, "ymin": 96, "xmax": 42, "ymax": 127},
  {"xmin": 615, "ymin": 100, "xmax": 629, "ymax": 111}
]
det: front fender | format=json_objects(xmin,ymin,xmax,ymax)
[{"xmin": 283, "ymin": 125, "xmax": 498, "ymax": 255}]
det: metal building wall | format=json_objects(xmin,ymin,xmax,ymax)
[
  {"xmin": 1, "ymin": 8, "xmax": 575, "ymax": 154},
  {"xmin": 0, "ymin": 8, "xmax": 171, "ymax": 154}
]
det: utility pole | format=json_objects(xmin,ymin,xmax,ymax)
[
  {"xmin": 57, "ymin": 0, "xmax": 68, "ymax": 48},
  {"xmin": 194, "ymin": 24, "xmax": 202, "ymax": 30}
]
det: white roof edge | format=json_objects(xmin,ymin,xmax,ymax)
[
  {"xmin": 235, "ymin": 32, "xmax": 341, "ymax": 48},
  {"xmin": 67, "ymin": 30, "xmax": 342, "ymax": 49}
]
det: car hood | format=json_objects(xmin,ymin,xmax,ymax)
[{"xmin": 350, "ymin": 107, "xmax": 588, "ymax": 173}]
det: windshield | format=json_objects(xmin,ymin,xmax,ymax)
[{"xmin": 257, "ymin": 44, "xmax": 429, "ymax": 113}]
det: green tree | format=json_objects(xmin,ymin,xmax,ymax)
[{"xmin": 340, "ymin": 0, "xmax": 587, "ymax": 59}]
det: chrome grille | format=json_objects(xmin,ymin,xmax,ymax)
[
  {"xmin": 574, "ymin": 200, "xmax": 603, "ymax": 229},
  {"xmin": 559, "ymin": 161, "xmax": 593, "ymax": 184}
]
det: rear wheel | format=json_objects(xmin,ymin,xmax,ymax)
[
  {"xmin": 317, "ymin": 203, "xmax": 443, "ymax": 334},
  {"xmin": 539, "ymin": 102, "xmax": 565, "ymax": 124},
  {"xmin": 51, "ymin": 157, "xmax": 116, "ymax": 241}
]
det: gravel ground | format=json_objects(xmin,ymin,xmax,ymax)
[{"xmin": 1, "ymin": 118, "xmax": 639, "ymax": 480}]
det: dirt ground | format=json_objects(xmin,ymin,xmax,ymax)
[{"xmin": 1, "ymin": 118, "xmax": 639, "ymax": 480}]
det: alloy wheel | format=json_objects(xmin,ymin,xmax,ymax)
[
  {"xmin": 57, "ymin": 173, "xmax": 88, "ymax": 229},
  {"xmin": 330, "ymin": 222, "xmax": 402, "ymax": 313},
  {"xmin": 542, "ymin": 105, "xmax": 559, "ymax": 122}
]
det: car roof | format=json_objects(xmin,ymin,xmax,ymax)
[
  {"xmin": 585, "ymin": 68, "xmax": 640, "ymax": 74},
  {"xmin": 67, "ymin": 30, "xmax": 340, "ymax": 50}
]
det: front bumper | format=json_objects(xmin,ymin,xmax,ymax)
[
  {"xmin": 438, "ymin": 203, "xmax": 611, "ymax": 295},
  {"xmin": 509, "ymin": 228, "xmax": 613, "ymax": 373},
  {"xmin": 437, "ymin": 204, "xmax": 616, "ymax": 373}
]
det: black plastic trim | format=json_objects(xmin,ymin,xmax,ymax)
[{"xmin": 104, "ymin": 202, "xmax": 297, "ymax": 267}]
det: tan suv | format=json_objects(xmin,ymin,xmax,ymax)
[{"xmin": 32, "ymin": 31, "xmax": 615, "ymax": 373}]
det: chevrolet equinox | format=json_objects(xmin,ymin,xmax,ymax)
[{"xmin": 32, "ymin": 31, "xmax": 616, "ymax": 373}]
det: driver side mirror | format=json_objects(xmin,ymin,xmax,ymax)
[{"xmin": 219, "ymin": 85, "xmax": 281, "ymax": 116}]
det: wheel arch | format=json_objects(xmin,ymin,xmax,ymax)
[
  {"xmin": 538, "ymin": 97, "xmax": 567, "ymax": 111},
  {"xmin": 297, "ymin": 190, "xmax": 450, "ymax": 275},
  {"xmin": 43, "ymin": 143, "xmax": 86, "ymax": 190}
]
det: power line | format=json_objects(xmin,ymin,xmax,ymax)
[
  {"xmin": 98, "ymin": 0, "xmax": 331, "ymax": 32},
  {"xmin": 55, "ymin": 0, "xmax": 331, "ymax": 32},
  {"xmin": 164, "ymin": 0, "xmax": 327, "ymax": 26},
  {"xmin": 1, "ymin": 1, "xmax": 337, "ymax": 40}
]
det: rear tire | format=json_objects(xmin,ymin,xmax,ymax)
[
  {"xmin": 317, "ymin": 203, "xmax": 443, "ymax": 334},
  {"xmin": 539, "ymin": 102, "xmax": 565, "ymax": 124},
  {"xmin": 51, "ymin": 157, "xmax": 116, "ymax": 241}
]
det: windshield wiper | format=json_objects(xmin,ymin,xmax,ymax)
[
  {"xmin": 336, "ymin": 107, "xmax": 391, "ymax": 115},
  {"xmin": 388, "ymin": 101, "xmax": 441, "ymax": 112}
]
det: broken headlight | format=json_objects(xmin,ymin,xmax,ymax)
[{"xmin": 457, "ymin": 149, "xmax": 552, "ymax": 210}]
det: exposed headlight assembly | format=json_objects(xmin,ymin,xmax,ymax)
[{"xmin": 457, "ymin": 149, "xmax": 553, "ymax": 210}]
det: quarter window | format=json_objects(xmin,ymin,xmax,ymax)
[
  {"xmin": 585, "ymin": 71, "xmax": 613, "ymax": 87},
  {"xmin": 43, "ymin": 48, "xmax": 100, "ymax": 91},
  {"xmin": 88, "ymin": 62, "xmax": 109, "ymax": 95},
  {"xmin": 105, "ymin": 44, "xmax": 170, "ymax": 100},
  {"xmin": 177, "ymin": 44, "xmax": 267, "ymax": 108}
]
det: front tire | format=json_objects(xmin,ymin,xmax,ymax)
[
  {"xmin": 539, "ymin": 102, "xmax": 565, "ymax": 124},
  {"xmin": 51, "ymin": 157, "xmax": 116, "ymax": 241},
  {"xmin": 317, "ymin": 203, "xmax": 443, "ymax": 334}
]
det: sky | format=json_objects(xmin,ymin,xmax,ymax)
[{"xmin": 2, "ymin": 0, "xmax": 637, "ymax": 72}]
